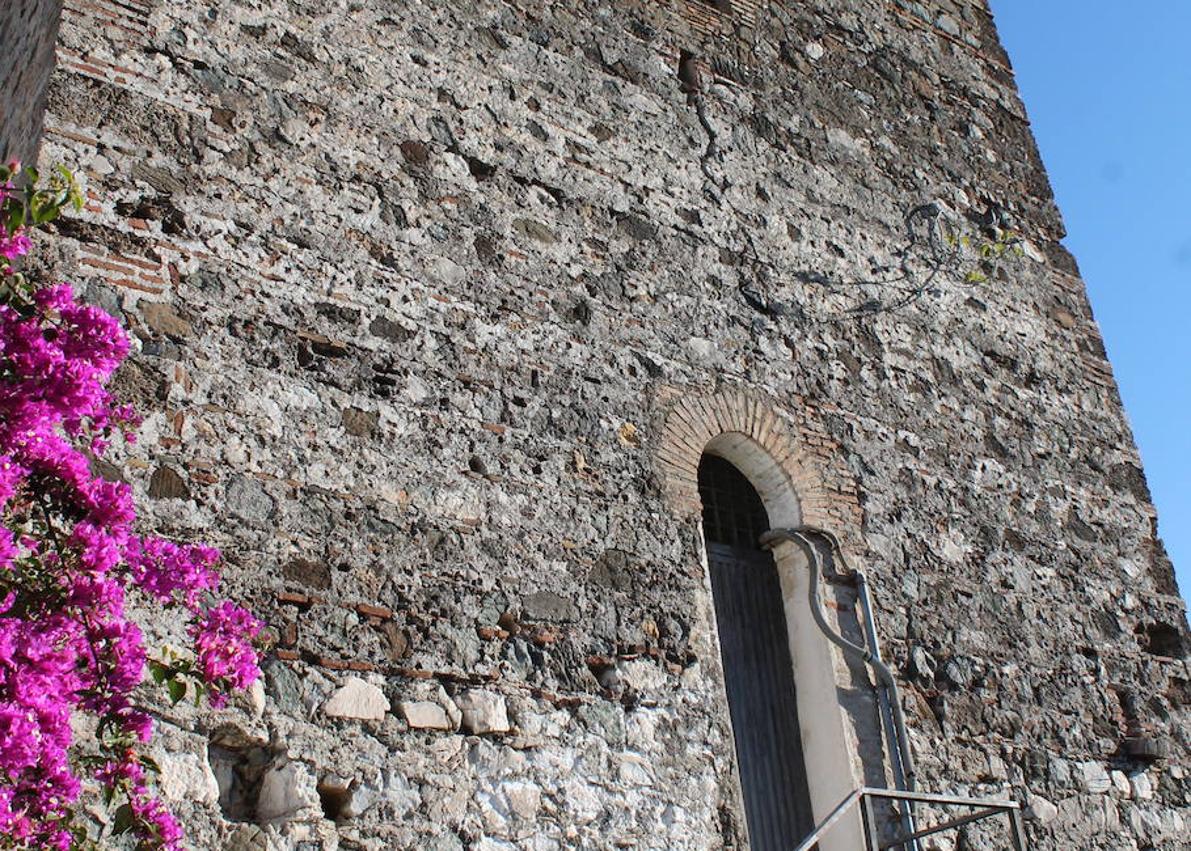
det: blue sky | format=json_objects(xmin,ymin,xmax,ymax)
[{"xmin": 989, "ymin": 2, "xmax": 1190, "ymax": 596}]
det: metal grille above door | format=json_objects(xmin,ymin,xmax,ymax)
[
  {"xmin": 698, "ymin": 455, "xmax": 770, "ymax": 548},
  {"xmin": 698, "ymin": 455, "xmax": 814, "ymax": 850}
]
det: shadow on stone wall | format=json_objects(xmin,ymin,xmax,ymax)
[{"xmin": 0, "ymin": 0, "xmax": 63, "ymax": 164}]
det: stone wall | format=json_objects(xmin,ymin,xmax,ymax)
[
  {"xmin": 29, "ymin": 0, "xmax": 1189, "ymax": 848},
  {"xmin": 0, "ymin": 0, "xmax": 62, "ymax": 164}
]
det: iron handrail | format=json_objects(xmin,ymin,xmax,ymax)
[{"xmin": 792, "ymin": 787, "xmax": 1028, "ymax": 851}]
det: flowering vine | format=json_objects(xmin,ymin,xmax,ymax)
[{"xmin": 0, "ymin": 161, "xmax": 265, "ymax": 848}]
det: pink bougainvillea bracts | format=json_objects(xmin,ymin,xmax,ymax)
[{"xmin": 0, "ymin": 160, "xmax": 265, "ymax": 849}]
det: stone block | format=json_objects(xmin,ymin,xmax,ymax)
[
  {"xmin": 1130, "ymin": 770, "xmax": 1155, "ymax": 801},
  {"xmin": 225, "ymin": 476, "xmax": 275, "ymax": 522},
  {"xmin": 148, "ymin": 465, "xmax": 190, "ymax": 499},
  {"xmin": 323, "ymin": 677, "xmax": 390, "ymax": 721},
  {"xmin": 140, "ymin": 302, "xmax": 193, "ymax": 339},
  {"xmin": 521, "ymin": 590, "xmax": 577, "ymax": 622},
  {"xmin": 257, "ymin": 761, "xmax": 320, "ymax": 823},
  {"xmin": 156, "ymin": 749, "xmax": 220, "ymax": 805},
  {"xmin": 1026, "ymin": 793, "xmax": 1058, "ymax": 824},
  {"xmin": 454, "ymin": 690, "xmax": 510, "ymax": 735},
  {"xmin": 501, "ymin": 781, "xmax": 542, "ymax": 820},
  {"xmin": 1078, "ymin": 761, "xmax": 1112, "ymax": 794},
  {"xmin": 400, "ymin": 700, "xmax": 454, "ymax": 731}
]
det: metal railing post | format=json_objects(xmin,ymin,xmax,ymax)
[
  {"xmin": 1008, "ymin": 807, "xmax": 1028, "ymax": 851},
  {"xmin": 862, "ymin": 794, "xmax": 881, "ymax": 851},
  {"xmin": 792, "ymin": 789, "xmax": 863, "ymax": 851},
  {"xmin": 856, "ymin": 572, "xmax": 919, "ymax": 851}
]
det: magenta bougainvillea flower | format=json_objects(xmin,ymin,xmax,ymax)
[{"xmin": 0, "ymin": 163, "xmax": 265, "ymax": 848}]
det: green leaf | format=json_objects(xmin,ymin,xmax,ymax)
[
  {"xmin": 112, "ymin": 803, "xmax": 134, "ymax": 835},
  {"xmin": 30, "ymin": 192, "xmax": 59, "ymax": 225},
  {"xmin": 148, "ymin": 660, "xmax": 167, "ymax": 684},
  {"xmin": 167, "ymin": 678, "xmax": 187, "ymax": 704}
]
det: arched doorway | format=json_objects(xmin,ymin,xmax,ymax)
[{"xmin": 698, "ymin": 454, "xmax": 814, "ymax": 850}]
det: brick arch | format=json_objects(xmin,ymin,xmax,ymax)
[{"xmin": 654, "ymin": 388, "xmax": 862, "ymax": 540}]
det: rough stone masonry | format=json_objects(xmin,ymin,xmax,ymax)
[{"xmin": 7, "ymin": 0, "xmax": 1191, "ymax": 848}]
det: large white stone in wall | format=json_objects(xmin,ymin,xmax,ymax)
[
  {"xmin": 501, "ymin": 780, "xmax": 542, "ymax": 820},
  {"xmin": 323, "ymin": 676, "xmax": 390, "ymax": 721},
  {"xmin": 1027, "ymin": 793, "xmax": 1059, "ymax": 824},
  {"xmin": 156, "ymin": 749, "xmax": 220, "ymax": 805},
  {"xmin": 1078, "ymin": 761, "xmax": 1112, "ymax": 794},
  {"xmin": 400, "ymin": 700, "xmax": 454, "ymax": 730},
  {"xmin": 1130, "ymin": 771, "xmax": 1155, "ymax": 801},
  {"xmin": 257, "ymin": 761, "xmax": 321, "ymax": 823},
  {"xmin": 454, "ymin": 690, "xmax": 510, "ymax": 734}
]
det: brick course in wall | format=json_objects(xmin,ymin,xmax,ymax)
[{"xmin": 8, "ymin": 0, "xmax": 1189, "ymax": 848}]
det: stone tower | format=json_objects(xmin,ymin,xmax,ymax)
[{"xmin": 4, "ymin": 0, "xmax": 1188, "ymax": 848}]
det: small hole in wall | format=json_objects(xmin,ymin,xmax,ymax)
[
  {"xmin": 1136, "ymin": 622, "xmax": 1186, "ymax": 658},
  {"xmin": 208, "ymin": 728, "xmax": 274, "ymax": 823},
  {"xmin": 317, "ymin": 781, "xmax": 353, "ymax": 822}
]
